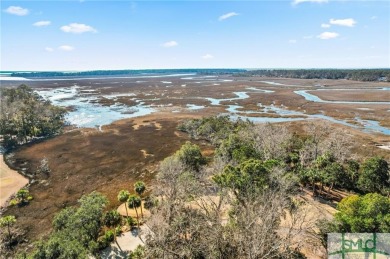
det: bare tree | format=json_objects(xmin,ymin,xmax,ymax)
[
  {"xmin": 251, "ymin": 123, "xmax": 292, "ymax": 161},
  {"xmin": 322, "ymin": 129, "xmax": 351, "ymax": 163},
  {"xmin": 304, "ymin": 121, "xmax": 331, "ymax": 161},
  {"xmin": 144, "ymin": 154, "xmax": 308, "ymax": 258},
  {"xmin": 300, "ymin": 122, "xmax": 352, "ymax": 166}
]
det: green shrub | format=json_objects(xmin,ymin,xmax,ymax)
[
  {"xmin": 103, "ymin": 210, "xmax": 121, "ymax": 227},
  {"xmin": 127, "ymin": 217, "xmax": 137, "ymax": 227},
  {"xmin": 104, "ymin": 230, "xmax": 115, "ymax": 242},
  {"xmin": 9, "ymin": 199, "xmax": 18, "ymax": 206},
  {"xmin": 144, "ymin": 196, "xmax": 158, "ymax": 209},
  {"xmin": 97, "ymin": 235, "xmax": 110, "ymax": 250},
  {"xmin": 128, "ymin": 245, "xmax": 145, "ymax": 259},
  {"xmin": 115, "ymin": 226, "xmax": 122, "ymax": 236}
]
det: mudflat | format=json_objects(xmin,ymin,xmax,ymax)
[
  {"xmin": 3, "ymin": 113, "xmax": 212, "ymax": 241},
  {"xmin": 0, "ymin": 155, "xmax": 28, "ymax": 207}
]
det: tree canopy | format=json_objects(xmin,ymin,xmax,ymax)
[
  {"xmin": 28, "ymin": 192, "xmax": 108, "ymax": 258},
  {"xmin": 334, "ymin": 193, "xmax": 390, "ymax": 233},
  {"xmin": 237, "ymin": 69, "xmax": 390, "ymax": 82},
  {"xmin": 357, "ymin": 156, "xmax": 389, "ymax": 194},
  {"xmin": 0, "ymin": 84, "xmax": 67, "ymax": 149}
]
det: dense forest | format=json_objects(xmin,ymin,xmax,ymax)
[
  {"xmin": 9, "ymin": 69, "xmax": 245, "ymax": 78},
  {"xmin": 2, "ymin": 116, "xmax": 389, "ymax": 258},
  {"xmin": 238, "ymin": 69, "xmax": 390, "ymax": 81},
  {"xmin": 0, "ymin": 85, "xmax": 67, "ymax": 149}
]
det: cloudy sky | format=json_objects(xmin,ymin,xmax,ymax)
[{"xmin": 1, "ymin": 0, "xmax": 389, "ymax": 70}]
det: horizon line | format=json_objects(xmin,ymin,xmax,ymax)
[{"xmin": 1, "ymin": 67, "xmax": 390, "ymax": 73}]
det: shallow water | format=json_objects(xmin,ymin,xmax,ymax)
[
  {"xmin": 34, "ymin": 84, "xmax": 390, "ymax": 135},
  {"xmin": 225, "ymin": 104, "xmax": 305, "ymax": 123},
  {"xmin": 186, "ymin": 104, "xmax": 205, "ymax": 110},
  {"xmin": 294, "ymin": 88, "xmax": 390, "ymax": 104},
  {"xmin": 260, "ymin": 81, "xmax": 299, "ymax": 87},
  {"xmin": 206, "ymin": 92, "xmax": 249, "ymax": 105},
  {"xmin": 245, "ymin": 87, "xmax": 274, "ymax": 93},
  {"xmin": 223, "ymin": 96, "xmax": 390, "ymax": 135},
  {"xmin": 36, "ymin": 86, "xmax": 155, "ymax": 128}
]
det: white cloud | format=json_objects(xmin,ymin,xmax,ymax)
[
  {"xmin": 370, "ymin": 16, "xmax": 377, "ymax": 20},
  {"xmin": 317, "ymin": 32, "xmax": 339, "ymax": 40},
  {"xmin": 4, "ymin": 6, "xmax": 29, "ymax": 16},
  {"xmin": 321, "ymin": 23, "xmax": 331, "ymax": 28},
  {"xmin": 329, "ymin": 18, "xmax": 356, "ymax": 27},
  {"xmin": 202, "ymin": 54, "xmax": 214, "ymax": 59},
  {"xmin": 33, "ymin": 21, "xmax": 51, "ymax": 27},
  {"xmin": 60, "ymin": 23, "xmax": 97, "ymax": 34},
  {"xmin": 45, "ymin": 47, "xmax": 54, "ymax": 52},
  {"xmin": 58, "ymin": 45, "xmax": 74, "ymax": 51},
  {"xmin": 303, "ymin": 35, "xmax": 313, "ymax": 39},
  {"xmin": 292, "ymin": 0, "xmax": 328, "ymax": 6},
  {"xmin": 289, "ymin": 39, "xmax": 297, "ymax": 44},
  {"xmin": 162, "ymin": 41, "xmax": 178, "ymax": 48},
  {"xmin": 218, "ymin": 12, "xmax": 239, "ymax": 21}
]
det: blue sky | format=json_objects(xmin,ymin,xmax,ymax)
[{"xmin": 1, "ymin": 0, "xmax": 389, "ymax": 70}]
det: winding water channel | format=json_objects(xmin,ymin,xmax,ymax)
[
  {"xmin": 294, "ymin": 88, "xmax": 390, "ymax": 104},
  {"xmin": 33, "ymin": 82, "xmax": 390, "ymax": 135}
]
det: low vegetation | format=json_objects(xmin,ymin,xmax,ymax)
[
  {"xmin": 0, "ymin": 215, "xmax": 16, "ymax": 245},
  {"xmin": 9, "ymin": 188, "xmax": 33, "ymax": 206},
  {"xmin": 2, "ymin": 116, "xmax": 389, "ymax": 258}
]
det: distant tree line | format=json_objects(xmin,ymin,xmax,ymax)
[
  {"xmin": 238, "ymin": 69, "xmax": 390, "ymax": 81},
  {"xmin": 11, "ymin": 69, "xmax": 245, "ymax": 78},
  {"xmin": 0, "ymin": 84, "xmax": 67, "ymax": 149},
  {"xmin": 11, "ymin": 69, "xmax": 390, "ymax": 81}
]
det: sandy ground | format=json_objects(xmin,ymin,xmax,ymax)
[
  {"xmin": 0, "ymin": 155, "xmax": 28, "ymax": 207},
  {"xmin": 101, "ymin": 225, "xmax": 149, "ymax": 258},
  {"xmin": 105, "ymin": 192, "xmax": 337, "ymax": 259},
  {"xmin": 117, "ymin": 202, "xmax": 151, "ymax": 218}
]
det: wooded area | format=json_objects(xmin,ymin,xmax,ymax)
[
  {"xmin": 238, "ymin": 69, "xmax": 390, "ymax": 81},
  {"xmin": 0, "ymin": 85, "xmax": 67, "ymax": 149}
]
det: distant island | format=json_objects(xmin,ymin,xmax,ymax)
[
  {"xmin": 240, "ymin": 68, "xmax": 390, "ymax": 81},
  {"xmin": 9, "ymin": 69, "xmax": 245, "ymax": 78},
  {"xmin": 9, "ymin": 68, "xmax": 390, "ymax": 82}
]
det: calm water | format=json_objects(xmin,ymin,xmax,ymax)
[
  {"xmin": 294, "ymin": 88, "xmax": 390, "ymax": 104},
  {"xmin": 37, "ymin": 86, "xmax": 155, "ymax": 128},
  {"xmin": 31, "ymin": 80, "xmax": 390, "ymax": 135}
]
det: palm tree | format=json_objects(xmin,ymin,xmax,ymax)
[
  {"xmin": 103, "ymin": 210, "xmax": 122, "ymax": 249},
  {"xmin": 128, "ymin": 194, "xmax": 141, "ymax": 230},
  {"xmin": 134, "ymin": 181, "xmax": 146, "ymax": 218},
  {"xmin": 0, "ymin": 215, "xmax": 16, "ymax": 241},
  {"xmin": 117, "ymin": 190, "xmax": 130, "ymax": 219},
  {"xmin": 16, "ymin": 188, "xmax": 30, "ymax": 204}
]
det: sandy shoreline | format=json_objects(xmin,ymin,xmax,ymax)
[{"xmin": 0, "ymin": 155, "xmax": 29, "ymax": 207}]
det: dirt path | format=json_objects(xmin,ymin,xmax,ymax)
[{"xmin": 0, "ymin": 155, "xmax": 29, "ymax": 207}]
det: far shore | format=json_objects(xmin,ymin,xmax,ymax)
[{"xmin": 0, "ymin": 155, "xmax": 29, "ymax": 208}]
